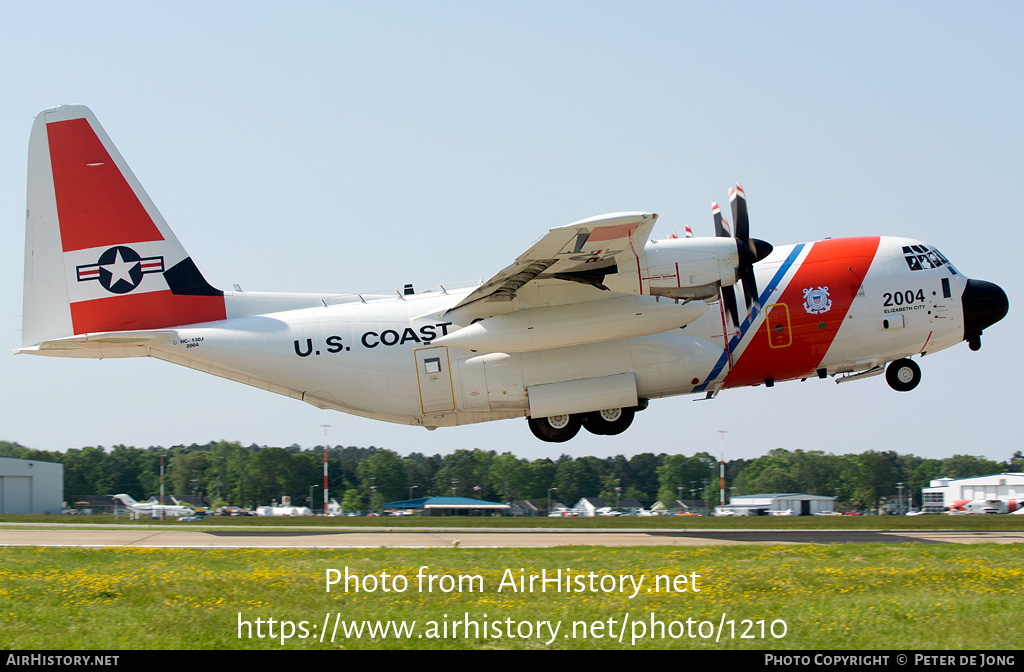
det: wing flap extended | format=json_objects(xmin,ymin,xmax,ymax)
[{"xmin": 448, "ymin": 212, "xmax": 657, "ymax": 314}]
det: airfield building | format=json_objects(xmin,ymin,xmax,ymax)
[
  {"xmin": 0, "ymin": 456, "xmax": 63, "ymax": 514},
  {"xmin": 724, "ymin": 493, "xmax": 836, "ymax": 516},
  {"xmin": 920, "ymin": 473, "xmax": 1024, "ymax": 513},
  {"xmin": 382, "ymin": 496, "xmax": 510, "ymax": 516},
  {"xmin": 572, "ymin": 497, "xmax": 607, "ymax": 517}
]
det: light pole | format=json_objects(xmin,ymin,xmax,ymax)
[
  {"xmin": 718, "ymin": 430, "xmax": 727, "ymax": 513},
  {"xmin": 320, "ymin": 425, "xmax": 331, "ymax": 516},
  {"xmin": 548, "ymin": 487, "xmax": 557, "ymax": 516},
  {"xmin": 309, "ymin": 484, "xmax": 319, "ymax": 511},
  {"xmin": 896, "ymin": 482, "xmax": 904, "ymax": 514},
  {"xmin": 159, "ymin": 453, "xmax": 165, "ymax": 521}
]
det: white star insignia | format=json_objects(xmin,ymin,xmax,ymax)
[{"xmin": 103, "ymin": 249, "xmax": 139, "ymax": 289}]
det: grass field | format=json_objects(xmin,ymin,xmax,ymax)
[{"xmin": 1, "ymin": 542, "xmax": 1021, "ymax": 650}]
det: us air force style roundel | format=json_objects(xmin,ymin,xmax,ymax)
[
  {"xmin": 802, "ymin": 286, "xmax": 832, "ymax": 315},
  {"xmin": 76, "ymin": 246, "xmax": 165, "ymax": 294}
]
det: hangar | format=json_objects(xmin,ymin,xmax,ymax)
[
  {"xmin": 920, "ymin": 473, "xmax": 1024, "ymax": 513},
  {"xmin": 382, "ymin": 496, "xmax": 510, "ymax": 516},
  {"xmin": 0, "ymin": 457, "xmax": 63, "ymax": 514},
  {"xmin": 719, "ymin": 493, "xmax": 836, "ymax": 516}
]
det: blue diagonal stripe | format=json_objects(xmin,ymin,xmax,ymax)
[{"xmin": 694, "ymin": 243, "xmax": 806, "ymax": 393}]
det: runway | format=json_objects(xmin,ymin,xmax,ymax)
[{"xmin": 2, "ymin": 526, "xmax": 1022, "ymax": 548}]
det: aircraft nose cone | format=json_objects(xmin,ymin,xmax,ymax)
[{"xmin": 962, "ymin": 278, "xmax": 1008, "ymax": 340}]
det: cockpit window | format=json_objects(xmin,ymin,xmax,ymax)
[{"xmin": 902, "ymin": 245, "xmax": 958, "ymax": 275}]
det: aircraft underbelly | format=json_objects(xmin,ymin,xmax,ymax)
[
  {"xmin": 457, "ymin": 333, "xmax": 723, "ymax": 416},
  {"xmin": 157, "ymin": 314, "xmax": 424, "ymax": 420},
  {"xmin": 160, "ymin": 311, "xmax": 729, "ymax": 424}
]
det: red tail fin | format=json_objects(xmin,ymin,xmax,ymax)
[{"xmin": 22, "ymin": 105, "xmax": 225, "ymax": 346}]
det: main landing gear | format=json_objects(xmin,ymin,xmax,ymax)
[
  {"xmin": 582, "ymin": 407, "xmax": 635, "ymax": 436},
  {"xmin": 528, "ymin": 405, "xmax": 642, "ymax": 442},
  {"xmin": 885, "ymin": 358, "xmax": 921, "ymax": 392},
  {"xmin": 527, "ymin": 414, "xmax": 581, "ymax": 442}
]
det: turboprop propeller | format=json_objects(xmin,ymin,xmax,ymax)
[{"xmin": 713, "ymin": 182, "xmax": 773, "ymax": 328}]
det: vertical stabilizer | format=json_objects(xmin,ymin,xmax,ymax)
[
  {"xmin": 112, "ymin": 494, "xmax": 139, "ymax": 507},
  {"xmin": 22, "ymin": 105, "xmax": 224, "ymax": 348}
]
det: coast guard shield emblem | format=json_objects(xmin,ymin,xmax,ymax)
[{"xmin": 802, "ymin": 286, "xmax": 832, "ymax": 315}]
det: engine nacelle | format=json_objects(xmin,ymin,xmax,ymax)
[{"xmin": 604, "ymin": 237, "xmax": 740, "ymax": 299}]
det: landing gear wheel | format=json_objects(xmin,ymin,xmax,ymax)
[
  {"xmin": 528, "ymin": 414, "xmax": 582, "ymax": 442},
  {"xmin": 582, "ymin": 407, "xmax": 635, "ymax": 436},
  {"xmin": 886, "ymin": 358, "xmax": 921, "ymax": 392}
]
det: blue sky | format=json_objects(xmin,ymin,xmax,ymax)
[{"xmin": 1, "ymin": 2, "xmax": 1019, "ymax": 461}]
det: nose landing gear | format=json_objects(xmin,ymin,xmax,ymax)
[{"xmin": 885, "ymin": 358, "xmax": 921, "ymax": 392}]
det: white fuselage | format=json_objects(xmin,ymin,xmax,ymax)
[{"xmin": 146, "ymin": 235, "xmax": 966, "ymax": 428}]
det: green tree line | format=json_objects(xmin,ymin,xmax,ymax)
[{"xmin": 1, "ymin": 440, "xmax": 1021, "ymax": 512}]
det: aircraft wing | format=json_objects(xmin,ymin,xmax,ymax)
[{"xmin": 447, "ymin": 212, "xmax": 657, "ymax": 314}]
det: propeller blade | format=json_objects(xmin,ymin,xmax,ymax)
[
  {"xmin": 740, "ymin": 265, "xmax": 760, "ymax": 311},
  {"xmin": 719, "ymin": 183, "xmax": 773, "ymax": 319},
  {"xmin": 713, "ymin": 200, "xmax": 740, "ymax": 327},
  {"xmin": 729, "ymin": 183, "xmax": 749, "ymax": 242},
  {"xmin": 722, "ymin": 284, "xmax": 740, "ymax": 328},
  {"xmin": 728, "ymin": 182, "xmax": 772, "ymax": 313},
  {"xmin": 712, "ymin": 202, "xmax": 731, "ymax": 238}
]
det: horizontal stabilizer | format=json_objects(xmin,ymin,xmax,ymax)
[{"xmin": 13, "ymin": 330, "xmax": 176, "ymax": 358}]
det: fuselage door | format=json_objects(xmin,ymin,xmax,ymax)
[
  {"xmin": 765, "ymin": 303, "xmax": 792, "ymax": 348},
  {"xmin": 414, "ymin": 346, "xmax": 456, "ymax": 415}
]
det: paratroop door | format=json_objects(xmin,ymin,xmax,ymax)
[{"xmin": 414, "ymin": 346, "xmax": 455, "ymax": 414}]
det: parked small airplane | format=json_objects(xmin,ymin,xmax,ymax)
[
  {"xmin": 111, "ymin": 493, "xmax": 194, "ymax": 518},
  {"xmin": 16, "ymin": 106, "xmax": 1009, "ymax": 442},
  {"xmin": 945, "ymin": 498, "xmax": 1024, "ymax": 515}
]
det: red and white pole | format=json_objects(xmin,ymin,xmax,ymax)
[
  {"xmin": 321, "ymin": 424, "xmax": 331, "ymax": 515},
  {"xmin": 160, "ymin": 453, "xmax": 165, "ymax": 522},
  {"xmin": 718, "ymin": 430, "xmax": 727, "ymax": 512}
]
